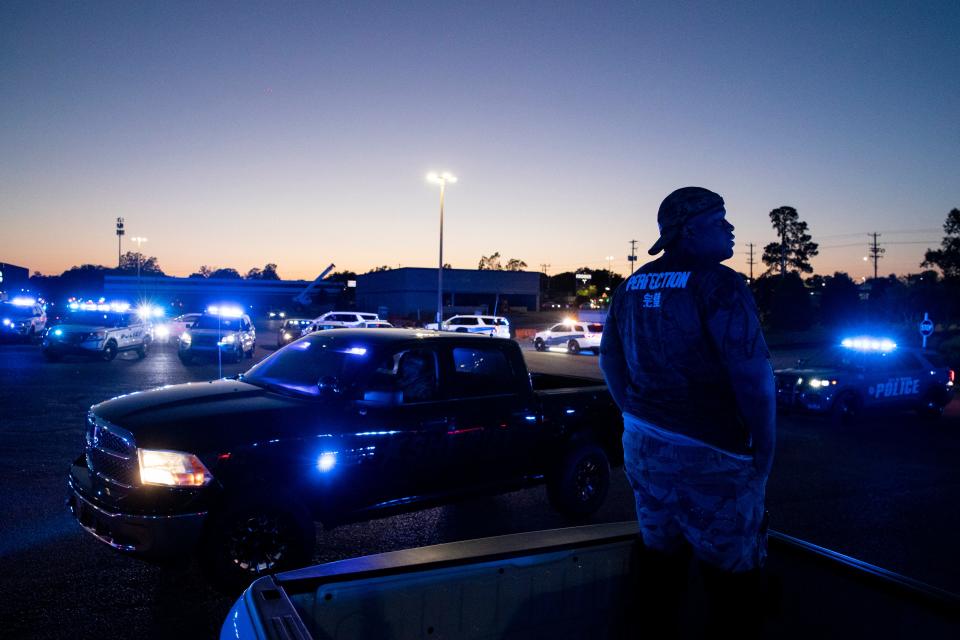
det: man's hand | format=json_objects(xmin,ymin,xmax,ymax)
[{"xmin": 726, "ymin": 357, "xmax": 776, "ymax": 477}]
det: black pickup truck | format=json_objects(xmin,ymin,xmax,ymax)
[{"xmin": 67, "ymin": 329, "xmax": 621, "ymax": 587}]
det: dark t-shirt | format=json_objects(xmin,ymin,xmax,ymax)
[{"xmin": 601, "ymin": 254, "xmax": 769, "ymax": 454}]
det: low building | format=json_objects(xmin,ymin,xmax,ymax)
[
  {"xmin": 356, "ymin": 267, "xmax": 540, "ymax": 320},
  {"xmin": 0, "ymin": 262, "xmax": 30, "ymax": 298},
  {"xmin": 103, "ymin": 275, "xmax": 344, "ymax": 313}
]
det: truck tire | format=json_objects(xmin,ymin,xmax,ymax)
[
  {"xmin": 567, "ymin": 340, "xmax": 581, "ymax": 355},
  {"xmin": 201, "ymin": 495, "xmax": 315, "ymax": 593},
  {"xmin": 831, "ymin": 391, "xmax": 861, "ymax": 425},
  {"xmin": 100, "ymin": 341, "xmax": 118, "ymax": 362},
  {"xmin": 136, "ymin": 341, "xmax": 149, "ymax": 359},
  {"xmin": 534, "ymin": 338, "xmax": 546, "ymax": 351},
  {"xmin": 547, "ymin": 442, "xmax": 610, "ymax": 519}
]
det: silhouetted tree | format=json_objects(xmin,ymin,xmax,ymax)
[
  {"xmin": 189, "ymin": 265, "xmax": 214, "ymax": 279},
  {"xmin": 922, "ymin": 208, "xmax": 960, "ymax": 279},
  {"xmin": 819, "ymin": 272, "xmax": 860, "ymax": 327},
  {"xmin": 210, "ymin": 268, "xmax": 241, "ymax": 279},
  {"xmin": 761, "ymin": 206, "xmax": 819, "ymax": 276},
  {"xmin": 117, "ymin": 251, "xmax": 164, "ymax": 276}
]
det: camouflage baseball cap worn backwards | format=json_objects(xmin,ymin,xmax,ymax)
[{"xmin": 648, "ymin": 186, "xmax": 725, "ymax": 255}]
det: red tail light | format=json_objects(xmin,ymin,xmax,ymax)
[{"xmin": 950, "ymin": 369, "xmax": 955, "ymax": 383}]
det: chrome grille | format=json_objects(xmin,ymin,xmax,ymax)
[{"xmin": 85, "ymin": 413, "xmax": 138, "ymax": 488}]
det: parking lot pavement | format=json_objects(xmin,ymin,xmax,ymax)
[{"xmin": 0, "ymin": 328, "xmax": 958, "ymax": 638}]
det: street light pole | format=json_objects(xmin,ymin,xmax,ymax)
[
  {"xmin": 131, "ymin": 236, "xmax": 148, "ymax": 282},
  {"xmin": 427, "ymin": 172, "xmax": 457, "ymax": 326}
]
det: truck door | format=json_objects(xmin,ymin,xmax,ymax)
[
  {"xmin": 439, "ymin": 342, "xmax": 540, "ymax": 486},
  {"xmin": 346, "ymin": 346, "xmax": 454, "ymax": 508}
]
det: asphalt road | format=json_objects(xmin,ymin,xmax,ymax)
[{"xmin": 0, "ymin": 325, "xmax": 958, "ymax": 639}]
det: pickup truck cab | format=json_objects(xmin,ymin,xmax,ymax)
[
  {"xmin": 42, "ymin": 307, "xmax": 150, "ymax": 361},
  {"xmin": 178, "ymin": 310, "xmax": 256, "ymax": 364},
  {"xmin": 67, "ymin": 330, "xmax": 621, "ymax": 588}
]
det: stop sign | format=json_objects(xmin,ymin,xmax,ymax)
[{"xmin": 919, "ymin": 316, "xmax": 934, "ymax": 336}]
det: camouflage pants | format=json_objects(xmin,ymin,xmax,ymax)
[{"xmin": 622, "ymin": 413, "xmax": 768, "ymax": 572}]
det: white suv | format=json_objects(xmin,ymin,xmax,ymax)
[
  {"xmin": 42, "ymin": 306, "xmax": 150, "ymax": 361},
  {"xmin": 533, "ymin": 321, "xmax": 604, "ymax": 354},
  {"xmin": 1, "ymin": 299, "xmax": 46, "ymax": 342},
  {"xmin": 309, "ymin": 311, "xmax": 380, "ymax": 331},
  {"xmin": 425, "ymin": 315, "xmax": 510, "ymax": 338}
]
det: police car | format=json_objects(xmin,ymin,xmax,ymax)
[
  {"xmin": 178, "ymin": 306, "xmax": 256, "ymax": 364},
  {"xmin": 309, "ymin": 311, "xmax": 380, "ymax": 331},
  {"xmin": 424, "ymin": 315, "xmax": 511, "ymax": 338},
  {"xmin": 775, "ymin": 337, "xmax": 955, "ymax": 421},
  {"xmin": 42, "ymin": 302, "xmax": 150, "ymax": 361},
  {"xmin": 533, "ymin": 319, "xmax": 604, "ymax": 354},
  {"xmin": 0, "ymin": 297, "xmax": 46, "ymax": 342},
  {"xmin": 277, "ymin": 318, "xmax": 313, "ymax": 347}
]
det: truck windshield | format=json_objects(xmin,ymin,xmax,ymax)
[{"xmin": 242, "ymin": 334, "xmax": 370, "ymax": 397}]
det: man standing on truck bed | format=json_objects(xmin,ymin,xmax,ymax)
[{"xmin": 600, "ymin": 186, "xmax": 776, "ymax": 637}]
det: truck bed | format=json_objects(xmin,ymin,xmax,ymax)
[{"xmin": 224, "ymin": 522, "xmax": 960, "ymax": 640}]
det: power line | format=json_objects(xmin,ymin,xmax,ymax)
[
  {"xmin": 746, "ymin": 243, "xmax": 756, "ymax": 281},
  {"xmin": 628, "ymin": 240, "xmax": 638, "ymax": 274}
]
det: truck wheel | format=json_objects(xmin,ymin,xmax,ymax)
[
  {"xmin": 136, "ymin": 342, "xmax": 149, "ymax": 359},
  {"xmin": 547, "ymin": 442, "xmax": 610, "ymax": 519},
  {"xmin": 101, "ymin": 341, "xmax": 118, "ymax": 362},
  {"xmin": 831, "ymin": 391, "xmax": 861, "ymax": 425},
  {"xmin": 201, "ymin": 496, "xmax": 315, "ymax": 592},
  {"xmin": 918, "ymin": 394, "xmax": 945, "ymax": 421},
  {"xmin": 534, "ymin": 338, "xmax": 545, "ymax": 351},
  {"xmin": 567, "ymin": 340, "xmax": 581, "ymax": 355}
]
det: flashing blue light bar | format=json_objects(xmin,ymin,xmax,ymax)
[
  {"xmin": 317, "ymin": 452, "xmax": 337, "ymax": 472},
  {"xmin": 10, "ymin": 296, "xmax": 36, "ymax": 307},
  {"xmin": 207, "ymin": 305, "xmax": 244, "ymax": 318},
  {"xmin": 342, "ymin": 347, "xmax": 367, "ymax": 356},
  {"xmin": 841, "ymin": 337, "xmax": 896, "ymax": 352}
]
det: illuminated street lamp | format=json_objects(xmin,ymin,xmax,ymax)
[
  {"xmin": 426, "ymin": 172, "xmax": 458, "ymax": 326},
  {"xmin": 605, "ymin": 255, "xmax": 614, "ymax": 273},
  {"xmin": 131, "ymin": 236, "xmax": 148, "ymax": 280}
]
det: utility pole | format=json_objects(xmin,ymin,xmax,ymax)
[
  {"xmin": 540, "ymin": 263, "xmax": 551, "ymax": 295},
  {"xmin": 628, "ymin": 239, "xmax": 638, "ymax": 274},
  {"xmin": 868, "ymin": 232, "xmax": 885, "ymax": 280},
  {"xmin": 115, "ymin": 217, "xmax": 124, "ymax": 267},
  {"xmin": 746, "ymin": 243, "xmax": 756, "ymax": 281}
]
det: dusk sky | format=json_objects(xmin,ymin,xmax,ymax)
[{"xmin": 2, "ymin": 1, "xmax": 958, "ymax": 281}]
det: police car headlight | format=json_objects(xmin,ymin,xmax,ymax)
[
  {"xmin": 219, "ymin": 334, "xmax": 236, "ymax": 345},
  {"xmin": 154, "ymin": 324, "xmax": 170, "ymax": 339},
  {"xmin": 87, "ymin": 331, "xmax": 106, "ymax": 341},
  {"xmin": 283, "ymin": 332, "xmax": 292, "ymax": 340},
  {"xmin": 180, "ymin": 332, "xmax": 192, "ymax": 346},
  {"xmin": 138, "ymin": 449, "xmax": 213, "ymax": 487},
  {"xmin": 808, "ymin": 379, "xmax": 826, "ymax": 388}
]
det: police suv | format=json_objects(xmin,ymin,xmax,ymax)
[
  {"xmin": 775, "ymin": 337, "xmax": 955, "ymax": 421},
  {"xmin": 0, "ymin": 297, "xmax": 46, "ymax": 342},
  {"xmin": 424, "ymin": 315, "xmax": 511, "ymax": 338},
  {"xmin": 42, "ymin": 303, "xmax": 150, "ymax": 361},
  {"xmin": 178, "ymin": 306, "xmax": 256, "ymax": 364},
  {"xmin": 533, "ymin": 320, "xmax": 604, "ymax": 354}
]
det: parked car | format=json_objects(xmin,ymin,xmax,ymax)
[
  {"xmin": 277, "ymin": 318, "xmax": 313, "ymax": 347},
  {"xmin": 178, "ymin": 308, "xmax": 256, "ymax": 364},
  {"xmin": 67, "ymin": 330, "xmax": 620, "ymax": 588},
  {"xmin": 775, "ymin": 337, "xmax": 954, "ymax": 421},
  {"xmin": 424, "ymin": 314, "xmax": 510, "ymax": 338},
  {"xmin": 309, "ymin": 311, "xmax": 380, "ymax": 331},
  {"xmin": 533, "ymin": 320, "xmax": 604, "ymax": 354}
]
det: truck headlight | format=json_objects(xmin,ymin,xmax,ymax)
[
  {"xmin": 219, "ymin": 334, "xmax": 236, "ymax": 345},
  {"xmin": 180, "ymin": 332, "xmax": 192, "ymax": 346},
  {"xmin": 138, "ymin": 449, "xmax": 213, "ymax": 487}
]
